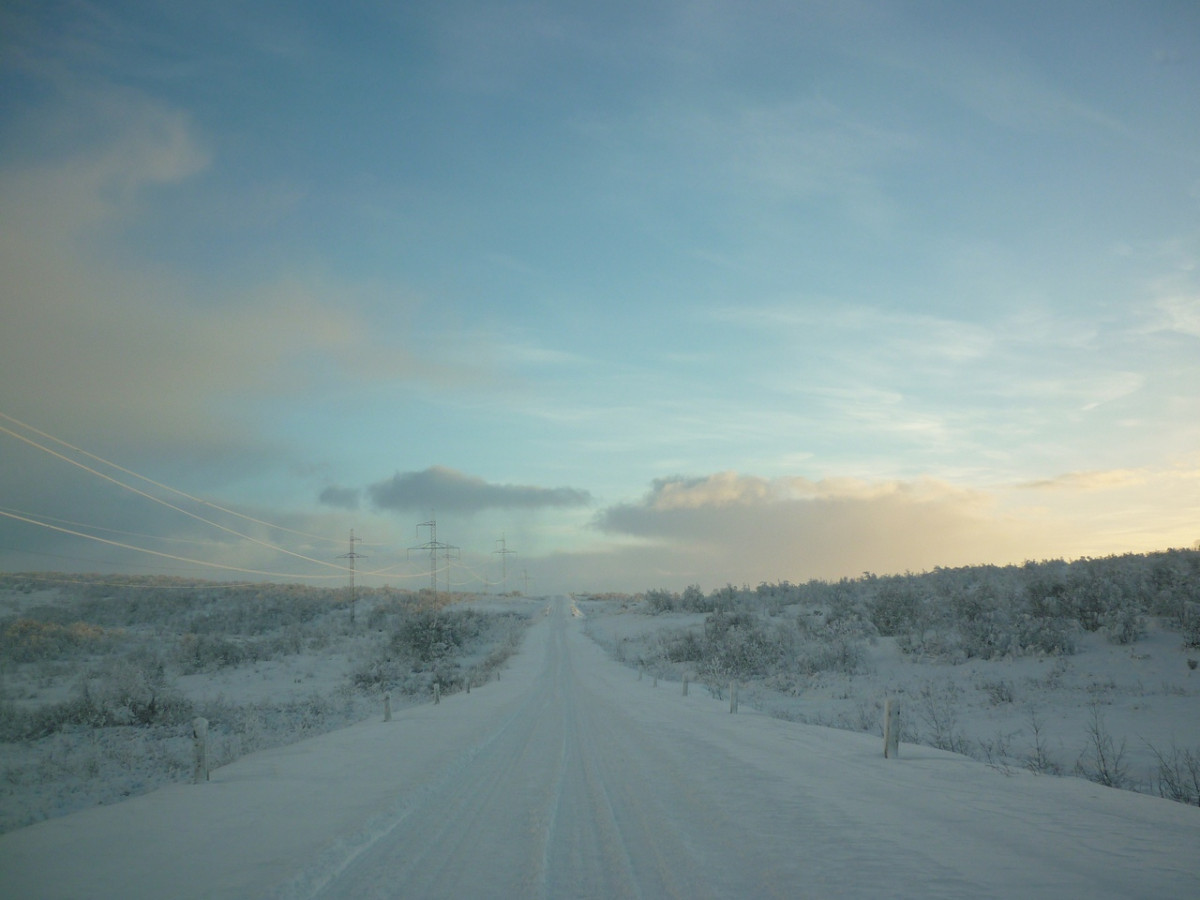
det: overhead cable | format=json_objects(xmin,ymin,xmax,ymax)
[{"xmin": 0, "ymin": 421, "xmax": 354, "ymax": 575}]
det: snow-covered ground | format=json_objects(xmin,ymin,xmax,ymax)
[
  {"xmin": 581, "ymin": 600, "xmax": 1200, "ymax": 799},
  {"xmin": 0, "ymin": 583, "xmax": 537, "ymax": 832},
  {"xmin": 2, "ymin": 597, "xmax": 1198, "ymax": 898}
]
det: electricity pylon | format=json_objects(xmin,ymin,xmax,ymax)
[
  {"xmin": 494, "ymin": 535, "xmax": 517, "ymax": 594},
  {"xmin": 408, "ymin": 515, "xmax": 457, "ymax": 603},
  {"xmin": 337, "ymin": 529, "xmax": 367, "ymax": 625}
]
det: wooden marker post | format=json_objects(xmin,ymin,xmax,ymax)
[
  {"xmin": 729, "ymin": 681, "xmax": 739, "ymax": 714},
  {"xmin": 384, "ymin": 693, "xmax": 392, "ymax": 722},
  {"xmin": 682, "ymin": 675, "xmax": 689, "ymax": 696},
  {"xmin": 884, "ymin": 699, "xmax": 901, "ymax": 758},
  {"xmin": 192, "ymin": 717, "xmax": 209, "ymax": 783}
]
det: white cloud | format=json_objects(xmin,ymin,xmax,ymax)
[
  {"xmin": 0, "ymin": 82, "xmax": 477, "ymax": 463},
  {"xmin": 592, "ymin": 471, "xmax": 1017, "ymax": 585}
]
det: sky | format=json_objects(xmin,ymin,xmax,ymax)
[{"xmin": 1, "ymin": 0, "xmax": 1198, "ymax": 594}]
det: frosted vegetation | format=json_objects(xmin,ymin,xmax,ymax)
[
  {"xmin": 1, "ymin": 549, "xmax": 1197, "ymax": 838},
  {"xmin": 582, "ymin": 549, "xmax": 1200, "ymax": 806},
  {"xmin": 0, "ymin": 576, "xmax": 532, "ymax": 833}
]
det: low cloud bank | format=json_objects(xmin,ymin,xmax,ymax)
[
  {"xmin": 554, "ymin": 472, "xmax": 1029, "ymax": 591},
  {"xmin": 368, "ymin": 466, "xmax": 592, "ymax": 514}
]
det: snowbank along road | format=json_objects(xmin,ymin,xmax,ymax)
[{"xmin": 2, "ymin": 597, "xmax": 1198, "ymax": 898}]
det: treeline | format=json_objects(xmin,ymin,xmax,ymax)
[{"xmin": 640, "ymin": 549, "xmax": 1200, "ymax": 663}]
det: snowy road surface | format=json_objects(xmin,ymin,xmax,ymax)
[{"xmin": 2, "ymin": 597, "xmax": 1198, "ymax": 898}]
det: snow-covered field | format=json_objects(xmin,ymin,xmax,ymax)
[
  {"xmin": 2, "ymin": 597, "xmax": 1198, "ymax": 899},
  {"xmin": 583, "ymin": 603, "xmax": 1200, "ymax": 800},
  {"xmin": 0, "ymin": 578, "xmax": 537, "ymax": 832}
]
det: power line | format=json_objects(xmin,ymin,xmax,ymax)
[
  {"xmin": 451, "ymin": 559, "xmax": 503, "ymax": 588},
  {"xmin": 0, "ymin": 412, "xmax": 358, "ymax": 546},
  {"xmin": 0, "ymin": 418, "xmax": 354, "ymax": 574},
  {"xmin": 0, "ymin": 508, "xmax": 346, "ymax": 579},
  {"xmin": 0, "ymin": 504, "xmax": 247, "ymax": 547}
]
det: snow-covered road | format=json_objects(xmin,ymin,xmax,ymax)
[{"xmin": 3, "ymin": 597, "xmax": 1198, "ymax": 898}]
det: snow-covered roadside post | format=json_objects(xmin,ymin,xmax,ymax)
[
  {"xmin": 682, "ymin": 675, "xmax": 689, "ymax": 696},
  {"xmin": 384, "ymin": 693, "xmax": 392, "ymax": 722},
  {"xmin": 192, "ymin": 717, "xmax": 209, "ymax": 783},
  {"xmin": 434, "ymin": 682, "xmax": 441, "ymax": 705},
  {"xmin": 884, "ymin": 699, "xmax": 901, "ymax": 758},
  {"xmin": 729, "ymin": 681, "xmax": 739, "ymax": 714}
]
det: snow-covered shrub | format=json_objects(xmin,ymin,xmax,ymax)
[
  {"xmin": 1101, "ymin": 602, "xmax": 1145, "ymax": 645},
  {"xmin": 915, "ymin": 680, "xmax": 969, "ymax": 754},
  {"xmin": 679, "ymin": 584, "xmax": 715, "ymax": 612},
  {"xmin": 175, "ymin": 633, "xmax": 249, "ymax": 672},
  {"xmin": 979, "ymin": 679, "xmax": 1015, "ymax": 705},
  {"xmin": 1075, "ymin": 703, "xmax": 1129, "ymax": 789},
  {"xmin": 826, "ymin": 579, "xmax": 874, "ymax": 631},
  {"xmin": 353, "ymin": 608, "xmax": 528, "ymax": 695},
  {"xmin": 1023, "ymin": 707, "xmax": 1063, "ymax": 775},
  {"xmin": 1145, "ymin": 740, "xmax": 1200, "ymax": 806},
  {"xmin": 662, "ymin": 628, "xmax": 704, "ymax": 663},
  {"xmin": 394, "ymin": 608, "xmax": 491, "ymax": 663},
  {"xmin": 700, "ymin": 610, "xmax": 783, "ymax": 678},
  {"xmin": 3, "ymin": 656, "xmax": 193, "ymax": 740},
  {"xmin": 950, "ymin": 585, "xmax": 1018, "ymax": 660},
  {"xmin": 795, "ymin": 619, "xmax": 868, "ymax": 676},
  {"xmin": 1175, "ymin": 601, "xmax": 1200, "ymax": 649},
  {"xmin": 868, "ymin": 579, "xmax": 921, "ymax": 637},
  {"xmin": 1013, "ymin": 612, "xmax": 1077, "ymax": 656},
  {"xmin": 1065, "ymin": 571, "xmax": 1120, "ymax": 633},
  {"xmin": 0, "ymin": 618, "xmax": 117, "ymax": 663},
  {"xmin": 644, "ymin": 590, "xmax": 677, "ymax": 615}
]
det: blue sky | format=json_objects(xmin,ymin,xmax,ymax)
[{"xmin": 1, "ymin": 1, "xmax": 1198, "ymax": 593}]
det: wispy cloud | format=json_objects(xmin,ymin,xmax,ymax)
[
  {"xmin": 1152, "ymin": 294, "xmax": 1200, "ymax": 338},
  {"xmin": 1018, "ymin": 469, "xmax": 1148, "ymax": 492},
  {"xmin": 369, "ymin": 466, "xmax": 592, "ymax": 514}
]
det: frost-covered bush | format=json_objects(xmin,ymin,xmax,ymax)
[
  {"xmin": 915, "ymin": 680, "xmax": 969, "ymax": 754},
  {"xmin": 1014, "ymin": 612, "xmax": 1077, "ymax": 656},
  {"xmin": 700, "ymin": 610, "xmax": 782, "ymax": 678},
  {"xmin": 1, "ymin": 656, "xmax": 193, "ymax": 741},
  {"xmin": 0, "ymin": 618, "xmax": 117, "ymax": 663},
  {"xmin": 680, "ymin": 584, "xmax": 717, "ymax": 613},
  {"xmin": 661, "ymin": 628, "xmax": 704, "ymax": 663},
  {"xmin": 791, "ymin": 617, "xmax": 869, "ymax": 676},
  {"xmin": 1101, "ymin": 603, "xmax": 1145, "ymax": 645},
  {"xmin": 175, "ymin": 633, "xmax": 250, "ymax": 672},
  {"xmin": 644, "ymin": 590, "xmax": 676, "ymax": 614},
  {"xmin": 1175, "ymin": 602, "xmax": 1200, "ymax": 649},
  {"xmin": 1075, "ymin": 703, "xmax": 1129, "ymax": 789},
  {"xmin": 353, "ymin": 608, "xmax": 528, "ymax": 694},
  {"xmin": 394, "ymin": 608, "xmax": 492, "ymax": 663},
  {"xmin": 1146, "ymin": 741, "xmax": 1200, "ymax": 806},
  {"xmin": 869, "ymin": 580, "xmax": 921, "ymax": 637}
]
